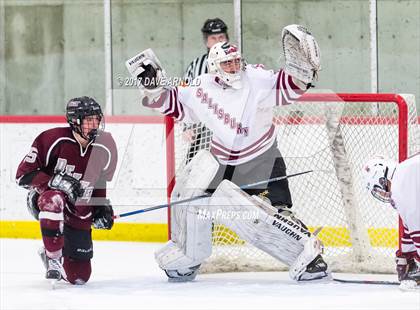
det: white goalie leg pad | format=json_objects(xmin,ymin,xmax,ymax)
[
  {"xmin": 156, "ymin": 198, "xmax": 213, "ymax": 270},
  {"xmin": 155, "ymin": 240, "xmax": 202, "ymax": 271},
  {"xmin": 210, "ymin": 180, "xmax": 312, "ymax": 267},
  {"xmin": 155, "ymin": 150, "xmax": 219, "ymax": 271},
  {"xmin": 170, "ymin": 150, "xmax": 219, "ymax": 202}
]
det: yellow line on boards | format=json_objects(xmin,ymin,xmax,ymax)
[
  {"xmin": 0, "ymin": 221, "xmax": 168, "ymax": 242},
  {"xmin": 0, "ymin": 221, "xmax": 398, "ymax": 247}
]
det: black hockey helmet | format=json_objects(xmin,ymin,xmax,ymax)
[
  {"xmin": 201, "ymin": 18, "xmax": 229, "ymax": 39},
  {"xmin": 66, "ymin": 96, "xmax": 104, "ymax": 141}
]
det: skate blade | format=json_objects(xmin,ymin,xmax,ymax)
[
  {"xmin": 50, "ymin": 278, "xmax": 59, "ymax": 290},
  {"xmin": 399, "ymin": 280, "xmax": 419, "ymax": 292},
  {"xmin": 297, "ymin": 272, "xmax": 332, "ymax": 283}
]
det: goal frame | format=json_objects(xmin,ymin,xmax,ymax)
[{"xmin": 164, "ymin": 93, "xmax": 413, "ymax": 255}]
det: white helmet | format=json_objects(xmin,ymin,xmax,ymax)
[
  {"xmin": 207, "ymin": 42, "xmax": 244, "ymax": 89},
  {"xmin": 363, "ymin": 155, "xmax": 397, "ymax": 203}
]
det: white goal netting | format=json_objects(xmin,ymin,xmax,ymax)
[{"xmin": 168, "ymin": 93, "xmax": 419, "ymax": 274}]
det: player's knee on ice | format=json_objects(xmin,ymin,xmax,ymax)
[{"xmin": 63, "ymin": 257, "xmax": 92, "ymax": 285}]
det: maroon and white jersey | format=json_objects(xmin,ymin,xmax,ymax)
[
  {"xmin": 147, "ymin": 65, "xmax": 306, "ymax": 165},
  {"xmin": 16, "ymin": 127, "xmax": 118, "ymax": 229},
  {"xmin": 391, "ymin": 153, "xmax": 420, "ymax": 258}
]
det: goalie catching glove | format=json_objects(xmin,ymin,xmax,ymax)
[
  {"xmin": 92, "ymin": 199, "xmax": 114, "ymax": 230},
  {"xmin": 125, "ymin": 48, "xmax": 168, "ymax": 102},
  {"xmin": 282, "ymin": 24, "xmax": 321, "ymax": 85}
]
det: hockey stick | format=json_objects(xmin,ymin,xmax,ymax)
[
  {"xmin": 333, "ymin": 278, "xmax": 400, "ymax": 285},
  {"xmin": 113, "ymin": 170, "xmax": 313, "ymax": 219},
  {"xmin": 304, "ymin": 227, "xmax": 399, "ymax": 287}
]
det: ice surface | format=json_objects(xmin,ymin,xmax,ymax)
[{"xmin": 1, "ymin": 239, "xmax": 419, "ymax": 310}]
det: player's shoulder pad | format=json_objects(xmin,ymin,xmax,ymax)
[
  {"xmin": 185, "ymin": 74, "xmax": 213, "ymax": 88},
  {"xmin": 245, "ymin": 64, "xmax": 275, "ymax": 80},
  {"xmin": 399, "ymin": 153, "xmax": 420, "ymax": 171},
  {"xmin": 95, "ymin": 131, "xmax": 116, "ymax": 148},
  {"xmin": 37, "ymin": 126, "xmax": 73, "ymax": 143}
]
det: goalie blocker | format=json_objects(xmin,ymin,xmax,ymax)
[
  {"xmin": 125, "ymin": 48, "xmax": 169, "ymax": 102},
  {"xmin": 155, "ymin": 150, "xmax": 330, "ymax": 282}
]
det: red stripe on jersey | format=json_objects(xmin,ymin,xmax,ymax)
[
  {"xmin": 175, "ymin": 88, "xmax": 185, "ymax": 121},
  {"xmin": 280, "ymin": 71, "xmax": 306, "ymax": 105},
  {"xmin": 287, "ymin": 74, "xmax": 305, "ymax": 96},
  {"xmin": 163, "ymin": 89, "xmax": 180, "ymax": 120},
  {"xmin": 210, "ymin": 125, "xmax": 275, "ymax": 161},
  {"xmin": 163, "ymin": 90, "xmax": 175, "ymax": 115},
  {"xmin": 211, "ymin": 125, "xmax": 275, "ymax": 154},
  {"xmin": 162, "ymin": 88, "xmax": 184, "ymax": 121},
  {"xmin": 275, "ymin": 71, "xmax": 282, "ymax": 106},
  {"xmin": 403, "ymin": 231, "xmax": 411, "ymax": 238},
  {"xmin": 411, "ymin": 236, "xmax": 420, "ymax": 242},
  {"xmin": 280, "ymin": 71, "xmax": 293, "ymax": 105},
  {"xmin": 401, "ymin": 240, "xmax": 414, "ymax": 244},
  {"xmin": 211, "ymin": 139, "xmax": 272, "ymax": 162}
]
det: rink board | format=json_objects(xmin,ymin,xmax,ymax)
[{"xmin": 0, "ymin": 118, "xmax": 408, "ymax": 246}]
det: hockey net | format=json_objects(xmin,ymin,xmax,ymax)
[{"xmin": 166, "ymin": 93, "xmax": 419, "ymax": 274}]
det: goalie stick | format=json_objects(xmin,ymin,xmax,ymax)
[
  {"xmin": 308, "ymin": 227, "xmax": 401, "ymax": 286},
  {"xmin": 333, "ymin": 278, "xmax": 400, "ymax": 286},
  {"xmin": 334, "ymin": 278, "xmax": 420, "ymax": 291},
  {"xmin": 113, "ymin": 170, "xmax": 313, "ymax": 219}
]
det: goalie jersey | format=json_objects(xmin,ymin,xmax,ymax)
[{"xmin": 146, "ymin": 65, "xmax": 306, "ymax": 165}]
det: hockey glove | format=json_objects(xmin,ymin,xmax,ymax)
[
  {"xmin": 92, "ymin": 200, "xmax": 114, "ymax": 230},
  {"xmin": 26, "ymin": 189, "xmax": 40, "ymax": 220},
  {"xmin": 281, "ymin": 24, "xmax": 320, "ymax": 85},
  {"xmin": 48, "ymin": 172, "xmax": 84, "ymax": 205}
]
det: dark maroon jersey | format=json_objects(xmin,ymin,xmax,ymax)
[{"xmin": 16, "ymin": 126, "xmax": 118, "ymax": 230}]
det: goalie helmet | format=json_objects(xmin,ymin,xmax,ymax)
[
  {"xmin": 363, "ymin": 155, "xmax": 397, "ymax": 204},
  {"xmin": 66, "ymin": 96, "xmax": 104, "ymax": 141},
  {"xmin": 207, "ymin": 42, "xmax": 244, "ymax": 89}
]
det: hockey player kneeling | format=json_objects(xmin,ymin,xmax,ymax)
[
  {"xmin": 126, "ymin": 24, "xmax": 330, "ymax": 282},
  {"xmin": 16, "ymin": 97, "xmax": 118, "ymax": 286}
]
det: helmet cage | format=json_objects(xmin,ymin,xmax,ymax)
[
  {"xmin": 371, "ymin": 184, "xmax": 392, "ymax": 203},
  {"xmin": 208, "ymin": 42, "xmax": 244, "ymax": 89},
  {"xmin": 364, "ymin": 158, "xmax": 395, "ymax": 204},
  {"xmin": 66, "ymin": 97, "xmax": 104, "ymax": 141},
  {"xmin": 216, "ymin": 53, "xmax": 244, "ymax": 87}
]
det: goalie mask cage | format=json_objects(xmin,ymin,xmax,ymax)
[{"xmin": 165, "ymin": 93, "xmax": 419, "ymax": 274}]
